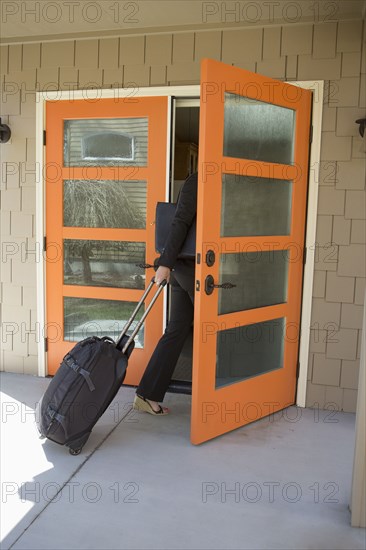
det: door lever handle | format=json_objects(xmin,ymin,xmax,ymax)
[
  {"xmin": 135, "ymin": 263, "xmax": 155, "ymax": 269},
  {"xmin": 204, "ymin": 275, "xmax": 236, "ymax": 295}
]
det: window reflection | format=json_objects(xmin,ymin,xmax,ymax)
[
  {"xmin": 63, "ymin": 297, "xmax": 145, "ymax": 347},
  {"xmin": 64, "ymin": 240, "xmax": 146, "ymax": 289},
  {"xmin": 221, "ymin": 173, "xmax": 292, "ymax": 237},
  {"xmin": 82, "ymin": 132, "xmax": 135, "ymax": 162},
  {"xmin": 216, "ymin": 318, "xmax": 285, "ymax": 388},
  {"xmin": 63, "ymin": 180, "xmax": 146, "ymax": 229},
  {"xmin": 223, "ymin": 93, "xmax": 295, "ymax": 165},
  {"xmin": 64, "ymin": 118, "xmax": 148, "ymax": 166}
]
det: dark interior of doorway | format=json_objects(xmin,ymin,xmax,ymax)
[{"xmin": 168, "ymin": 105, "xmax": 199, "ymax": 395}]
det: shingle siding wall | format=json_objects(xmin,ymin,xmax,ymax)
[{"xmin": 0, "ymin": 20, "xmax": 365, "ymax": 412}]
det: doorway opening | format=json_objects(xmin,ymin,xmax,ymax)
[{"xmin": 168, "ymin": 100, "xmax": 199, "ymax": 394}]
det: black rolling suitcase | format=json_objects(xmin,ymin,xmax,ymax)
[{"xmin": 36, "ymin": 278, "xmax": 166, "ymax": 455}]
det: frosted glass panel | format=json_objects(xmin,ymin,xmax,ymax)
[
  {"xmin": 64, "ymin": 240, "xmax": 146, "ymax": 289},
  {"xmin": 221, "ymin": 173, "xmax": 292, "ymax": 236},
  {"xmin": 63, "ymin": 297, "xmax": 144, "ymax": 348},
  {"xmin": 216, "ymin": 318, "xmax": 285, "ymax": 388},
  {"xmin": 63, "ymin": 180, "xmax": 146, "ymax": 228},
  {"xmin": 218, "ymin": 251, "xmax": 288, "ymax": 314},
  {"xmin": 64, "ymin": 118, "xmax": 148, "ymax": 166},
  {"xmin": 223, "ymin": 93, "xmax": 295, "ymax": 165}
]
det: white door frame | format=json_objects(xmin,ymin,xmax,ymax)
[{"xmin": 36, "ymin": 81, "xmax": 324, "ymax": 408}]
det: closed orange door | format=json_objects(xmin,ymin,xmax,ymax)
[
  {"xmin": 191, "ymin": 59, "xmax": 312, "ymax": 444},
  {"xmin": 45, "ymin": 96, "xmax": 169, "ymax": 384}
]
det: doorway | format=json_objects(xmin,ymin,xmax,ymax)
[
  {"xmin": 38, "ymin": 63, "xmax": 321, "ymax": 444},
  {"xmin": 168, "ymin": 100, "xmax": 199, "ymax": 393}
]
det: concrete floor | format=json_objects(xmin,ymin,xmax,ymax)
[{"xmin": 1, "ymin": 372, "xmax": 365, "ymax": 550}]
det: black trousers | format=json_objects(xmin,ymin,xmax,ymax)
[{"xmin": 136, "ymin": 259, "xmax": 195, "ymax": 402}]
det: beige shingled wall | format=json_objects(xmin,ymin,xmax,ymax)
[{"xmin": 0, "ymin": 19, "xmax": 365, "ymax": 413}]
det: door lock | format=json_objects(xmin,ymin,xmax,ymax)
[
  {"xmin": 204, "ymin": 275, "xmax": 236, "ymax": 295},
  {"xmin": 205, "ymin": 249, "xmax": 215, "ymax": 267}
]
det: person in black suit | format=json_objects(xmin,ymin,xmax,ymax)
[{"xmin": 133, "ymin": 172, "xmax": 198, "ymax": 415}]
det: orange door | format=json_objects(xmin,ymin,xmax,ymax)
[
  {"xmin": 45, "ymin": 96, "xmax": 169, "ymax": 384},
  {"xmin": 191, "ymin": 59, "xmax": 312, "ymax": 444}
]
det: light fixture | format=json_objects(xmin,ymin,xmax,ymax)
[
  {"xmin": 0, "ymin": 118, "xmax": 11, "ymax": 143},
  {"xmin": 355, "ymin": 118, "xmax": 366, "ymax": 138}
]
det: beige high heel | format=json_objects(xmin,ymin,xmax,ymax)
[{"xmin": 133, "ymin": 394, "xmax": 169, "ymax": 415}]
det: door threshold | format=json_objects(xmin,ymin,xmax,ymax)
[
  {"xmin": 123, "ymin": 381, "xmax": 192, "ymax": 396},
  {"xmin": 168, "ymin": 380, "xmax": 192, "ymax": 395}
]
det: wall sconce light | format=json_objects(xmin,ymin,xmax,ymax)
[
  {"xmin": 0, "ymin": 118, "xmax": 11, "ymax": 143},
  {"xmin": 355, "ymin": 117, "xmax": 366, "ymax": 154},
  {"xmin": 355, "ymin": 118, "xmax": 366, "ymax": 138}
]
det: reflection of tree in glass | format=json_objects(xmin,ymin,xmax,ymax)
[
  {"xmin": 64, "ymin": 239, "xmax": 146, "ymax": 287},
  {"xmin": 64, "ymin": 180, "xmax": 144, "ymax": 228},
  {"xmin": 81, "ymin": 242, "xmax": 93, "ymax": 283},
  {"xmin": 64, "ymin": 298, "xmax": 144, "ymax": 325}
]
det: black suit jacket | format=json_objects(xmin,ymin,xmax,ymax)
[{"xmin": 157, "ymin": 172, "xmax": 198, "ymax": 270}]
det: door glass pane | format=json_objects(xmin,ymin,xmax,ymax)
[
  {"xmin": 216, "ymin": 318, "xmax": 285, "ymax": 388},
  {"xmin": 221, "ymin": 173, "xmax": 292, "ymax": 236},
  {"xmin": 218, "ymin": 251, "xmax": 288, "ymax": 314},
  {"xmin": 223, "ymin": 92, "xmax": 295, "ymax": 165},
  {"xmin": 64, "ymin": 240, "xmax": 145, "ymax": 289},
  {"xmin": 63, "ymin": 180, "xmax": 146, "ymax": 228},
  {"xmin": 63, "ymin": 297, "xmax": 144, "ymax": 348},
  {"xmin": 64, "ymin": 118, "xmax": 148, "ymax": 166}
]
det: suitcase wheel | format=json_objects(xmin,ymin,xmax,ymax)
[
  {"xmin": 67, "ymin": 432, "xmax": 90, "ymax": 455},
  {"xmin": 69, "ymin": 447, "xmax": 82, "ymax": 456}
]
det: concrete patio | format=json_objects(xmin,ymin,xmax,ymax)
[{"xmin": 1, "ymin": 371, "xmax": 365, "ymax": 550}]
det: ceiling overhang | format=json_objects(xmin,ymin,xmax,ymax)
[{"xmin": 1, "ymin": 0, "xmax": 365, "ymax": 45}]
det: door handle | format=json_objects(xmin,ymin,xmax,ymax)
[
  {"xmin": 135, "ymin": 263, "xmax": 155, "ymax": 269},
  {"xmin": 204, "ymin": 275, "xmax": 236, "ymax": 295}
]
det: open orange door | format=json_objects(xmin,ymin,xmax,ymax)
[
  {"xmin": 46, "ymin": 96, "xmax": 169, "ymax": 384},
  {"xmin": 191, "ymin": 59, "xmax": 312, "ymax": 444}
]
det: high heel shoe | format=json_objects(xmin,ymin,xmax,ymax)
[{"xmin": 133, "ymin": 394, "xmax": 169, "ymax": 415}]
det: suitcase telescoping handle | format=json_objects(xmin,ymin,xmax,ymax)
[{"xmin": 117, "ymin": 277, "xmax": 167, "ymax": 354}]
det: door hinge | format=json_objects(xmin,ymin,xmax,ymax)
[
  {"xmin": 196, "ymin": 280, "xmax": 200, "ymax": 292},
  {"xmin": 196, "ymin": 253, "xmax": 201, "ymax": 264},
  {"xmin": 43, "ymin": 236, "xmax": 47, "ymax": 252},
  {"xmin": 43, "ymin": 130, "xmax": 46, "ymax": 146},
  {"xmin": 309, "ymin": 125, "xmax": 313, "ymax": 144},
  {"xmin": 296, "ymin": 361, "xmax": 300, "ymax": 378},
  {"xmin": 303, "ymin": 247, "xmax": 307, "ymax": 265},
  {"xmin": 44, "ymin": 338, "xmax": 48, "ymax": 352}
]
